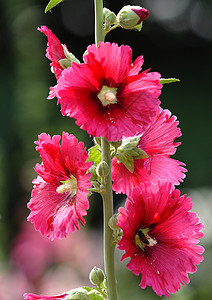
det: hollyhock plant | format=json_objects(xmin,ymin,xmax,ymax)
[
  {"xmin": 117, "ymin": 181, "xmax": 204, "ymax": 297},
  {"xmin": 27, "ymin": 132, "xmax": 92, "ymax": 240},
  {"xmin": 57, "ymin": 42, "xmax": 162, "ymax": 141},
  {"xmin": 112, "ymin": 109, "xmax": 187, "ymax": 195},
  {"xmin": 22, "ymin": 1, "xmax": 205, "ymax": 299}
]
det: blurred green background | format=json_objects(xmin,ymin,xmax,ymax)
[{"xmin": 0, "ymin": 0, "xmax": 211, "ymax": 299}]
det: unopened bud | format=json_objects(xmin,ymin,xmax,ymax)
[
  {"xmin": 108, "ymin": 214, "xmax": 120, "ymax": 231},
  {"xmin": 103, "ymin": 7, "xmax": 116, "ymax": 26},
  {"xmin": 96, "ymin": 161, "xmax": 110, "ymax": 178},
  {"xmin": 117, "ymin": 5, "xmax": 149, "ymax": 30},
  {"xmin": 89, "ymin": 266, "xmax": 105, "ymax": 286},
  {"xmin": 110, "ymin": 140, "xmax": 122, "ymax": 149},
  {"xmin": 88, "ymin": 165, "xmax": 98, "ymax": 181},
  {"xmin": 65, "ymin": 288, "xmax": 89, "ymax": 300}
]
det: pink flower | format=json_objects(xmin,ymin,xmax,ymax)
[
  {"xmin": 38, "ymin": 26, "xmax": 68, "ymax": 99},
  {"xmin": 112, "ymin": 109, "xmax": 187, "ymax": 195},
  {"xmin": 24, "ymin": 292, "xmax": 68, "ymax": 300},
  {"xmin": 57, "ymin": 42, "xmax": 162, "ymax": 141},
  {"xmin": 27, "ymin": 132, "xmax": 92, "ymax": 240},
  {"xmin": 117, "ymin": 181, "xmax": 204, "ymax": 297}
]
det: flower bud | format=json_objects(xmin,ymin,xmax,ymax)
[
  {"xmin": 88, "ymin": 165, "xmax": 98, "ymax": 181},
  {"xmin": 65, "ymin": 288, "xmax": 89, "ymax": 300},
  {"xmin": 96, "ymin": 161, "xmax": 110, "ymax": 178},
  {"xmin": 103, "ymin": 7, "xmax": 116, "ymax": 26},
  {"xmin": 110, "ymin": 140, "xmax": 122, "ymax": 149},
  {"xmin": 117, "ymin": 5, "xmax": 149, "ymax": 30},
  {"xmin": 89, "ymin": 266, "xmax": 105, "ymax": 286},
  {"xmin": 108, "ymin": 213, "xmax": 120, "ymax": 231}
]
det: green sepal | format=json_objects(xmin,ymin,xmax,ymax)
[
  {"xmin": 160, "ymin": 78, "xmax": 180, "ymax": 84},
  {"xmin": 87, "ymin": 145, "xmax": 102, "ymax": 167},
  {"xmin": 115, "ymin": 136, "xmax": 148, "ymax": 173},
  {"xmin": 133, "ymin": 22, "xmax": 143, "ymax": 31},
  {"xmin": 58, "ymin": 58, "xmax": 73, "ymax": 69},
  {"xmin": 45, "ymin": 0, "xmax": 63, "ymax": 13},
  {"xmin": 82, "ymin": 287, "xmax": 104, "ymax": 300},
  {"xmin": 62, "ymin": 45, "xmax": 80, "ymax": 64}
]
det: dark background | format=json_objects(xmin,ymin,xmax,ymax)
[{"xmin": 0, "ymin": 0, "xmax": 212, "ymax": 299}]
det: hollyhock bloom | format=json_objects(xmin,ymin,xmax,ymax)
[
  {"xmin": 112, "ymin": 109, "xmax": 187, "ymax": 195},
  {"xmin": 24, "ymin": 292, "xmax": 68, "ymax": 300},
  {"xmin": 27, "ymin": 132, "xmax": 92, "ymax": 240},
  {"xmin": 117, "ymin": 181, "xmax": 204, "ymax": 297},
  {"xmin": 57, "ymin": 42, "xmax": 162, "ymax": 141}
]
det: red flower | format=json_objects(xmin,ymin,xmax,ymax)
[
  {"xmin": 112, "ymin": 109, "xmax": 186, "ymax": 195},
  {"xmin": 57, "ymin": 42, "xmax": 162, "ymax": 141},
  {"xmin": 38, "ymin": 26, "xmax": 68, "ymax": 99},
  {"xmin": 117, "ymin": 182, "xmax": 204, "ymax": 297},
  {"xmin": 24, "ymin": 292, "xmax": 68, "ymax": 300},
  {"xmin": 27, "ymin": 132, "xmax": 92, "ymax": 240}
]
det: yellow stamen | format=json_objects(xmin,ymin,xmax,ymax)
[{"xmin": 56, "ymin": 176, "xmax": 77, "ymax": 198}]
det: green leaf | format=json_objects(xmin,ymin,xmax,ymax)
[
  {"xmin": 45, "ymin": 0, "xmax": 63, "ymax": 13},
  {"xmin": 90, "ymin": 294, "xmax": 104, "ymax": 300},
  {"xmin": 160, "ymin": 78, "xmax": 180, "ymax": 84},
  {"xmin": 87, "ymin": 145, "xmax": 102, "ymax": 166}
]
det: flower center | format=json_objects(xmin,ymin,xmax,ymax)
[
  {"xmin": 135, "ymin": 227, "xmax": 157, "ymax": 251},
  {"xmin": 56, "ymin": 175, "xmax": 77, "ymax": 198},
  {"xmin": 97, "ymin": 85, "xmax": 118, "ymax": 107}
]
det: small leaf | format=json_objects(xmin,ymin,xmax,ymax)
[
  {"xmin": 45, "ymin": 0, "xmax": 63, "ymax": 13},
  {"xmin": 90, "ymin": 294, "xmax": 104, "ymax": 300},
  {"xmin": 87, "ymin": 145, "xmax": 102, "ymax": 166},
  {"xmin": 160, "ymin": 78, "xmax": 180, "ymax": 84}
]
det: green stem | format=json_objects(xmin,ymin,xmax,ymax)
[
  {"xmin": 94, "ymin": 1, "xmax": 117, "ymax": 299},
  {"xmin": 94, "ymin": 0, "xmax": 104, "ymax": 46},
  {"xmin": 101, "ymin": 136, "xmax": 117, "ymax": 300}
]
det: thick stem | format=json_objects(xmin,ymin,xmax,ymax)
[
  {"xmin": 94, "ymin": 1, "xmax": 117, "ymax": 298},
  {"xmin": 101, "ymin": 137, "xmax": 117, "ymax": 300},
  {"xmin": 94, "ymin": 0, "xmax": 104, "ymax": 46}
]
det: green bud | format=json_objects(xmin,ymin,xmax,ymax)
[
  {"xmin": 96, "ymin": 161, "xmax": 110, "ymax": 178},
  {"xmin": 65, "ymin": 288, "xmax": 90, "ymax": 300},
  {"xmin": 110, "ymin": 140, "xmax": 122, "ymax": 149},
  {"xmin": 89, "ymin": 266, "xmax": 105, "ymax": 286},
  {"xmin": 108, "ymin": 213, "xmax": 120, "ymax": 231},
  {"xmin": 103, "ymin": 7, "xmax": 116, "ymax": 26},
  {"xmin": 117, "ymin": 5, "xmax": 149, "ymax": 30},
  {"xmin": 88, "ymin": 165, "xmax": 98, "ymax": 181}
]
